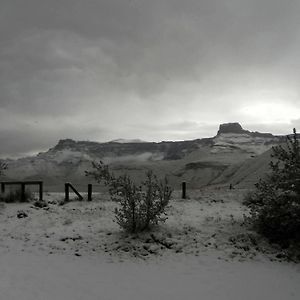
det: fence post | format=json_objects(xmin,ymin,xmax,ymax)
[
  {"xmin": 65, "ymin": 183, "xmax": 69, "ymax": 202},
  {"xmin": 1, "ymin": 183, "xmax": 5, "ymax": 193},
  {"xmin": 21, "ymin": 183, "xmax": 26, "ymax": 202},
  {"xmin": 39, "ymin": 182, "xmax": 43, "ymax": 201},
  {"xmin": 88, "ymin": 184, "xmax": 92, "ymax": 201},
  {"xmin": 182, "ymin": 181, "xmax": 186, "ymax": 199}
]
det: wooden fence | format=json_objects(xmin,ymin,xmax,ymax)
[
  {"xmin": 0, "ymin": 181, "xmax": 94, "ymax": 202},
  {"xmin": 0, "ymin": 181, "xmax": 188, "ymax": 202},
  {"xmin": 0, "ymin": 181, "xmax": 43, "ymax": 201},
  {"xmin": 64, "ymin": 182, "xmax": 92, "ymax": 202}
]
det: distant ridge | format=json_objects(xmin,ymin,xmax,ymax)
[{"xmin": 0, "ymin": 122, "xmax": 287, "ymax": 191}]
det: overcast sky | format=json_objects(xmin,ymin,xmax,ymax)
[{"xmin": 1, "ymin": 0, "xmax": 300, "ymax": 158}]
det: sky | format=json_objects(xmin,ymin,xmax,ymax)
[{"xmin": 1, "ymin": 0, "xmax": 300, "ymax": 158}]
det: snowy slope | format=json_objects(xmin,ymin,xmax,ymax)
[{"xmin": 212, "ymin": 133, "xmax": 279, "ymax": 155}]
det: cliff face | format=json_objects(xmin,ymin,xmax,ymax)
[
  {"xmin": 48, "ymin": 138, "xmax": 208, "ymax": 161},
  {"xmin": 1, "ymin": 123, "xmax": 285, "ymax": 190}
]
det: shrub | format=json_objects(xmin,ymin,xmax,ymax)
[
  {"xmin": 246, "ymin": 128, "xmax": 300, "ymax": 246},
  {"xmin": 86, "ymin": 161, "xmax": 172, "ymax": 233}
]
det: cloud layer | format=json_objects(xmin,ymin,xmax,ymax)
[{"xmin": 1, "ymin": 0, "xmax": 300, "ymax": 157}]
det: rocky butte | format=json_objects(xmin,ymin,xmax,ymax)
[{"xmin": 217, "ymin": 122, "xmax": 247, "ymax": 135}]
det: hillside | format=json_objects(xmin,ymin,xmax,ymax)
[{"xmin": 0, "ymin": 123, "xmax": 284, "ymax": 191}]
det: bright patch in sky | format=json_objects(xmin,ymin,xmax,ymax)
[{"xmin": 240, "ymin": 102, "xmax": 300, "ymax": 124}]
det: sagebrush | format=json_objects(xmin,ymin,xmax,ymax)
[
  {"xmin": 246, "ymin": 128, "xmax": 300, "ymax": 247},
  {"xmin": 86, "ymin": 162, "xmax": 172, "ymax": 233}
]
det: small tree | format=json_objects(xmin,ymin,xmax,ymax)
[
  {"xmin": 86, "ymin": 162, "xmax": 172, "ymax": 233},
  {"xmin": 246, "ymin": 128, "xmax": 300, "ymax": 246}
]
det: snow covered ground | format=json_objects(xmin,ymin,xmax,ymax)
[
  {"xmin": 0, "ymin": 188, "xmax": 299, "ymax": 299},
  {"xmin": 1, "ymin": 250, "xmax": 299, "ymax": 300}
]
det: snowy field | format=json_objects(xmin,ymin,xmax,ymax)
[{"xmin": 0, "ymin": 188, "xmax": 299, "ymax": 299}]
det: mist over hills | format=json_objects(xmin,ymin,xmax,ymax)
[{"xmin": 0, "ymin": 123, "xmax": 285, "ymax": 191}]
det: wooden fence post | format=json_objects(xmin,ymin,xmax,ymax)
[
  {"xmin": 182, "ymin": 181, "xmax": 186, "ymax": 199},
  {"xmin": 39, "ymin": 182, "xmax": 43, "ymax": 201},
  {"xmin": 88, "ymin": 184, "xmax": 92, "ymax": 201},
  {"xmin": 21, "ymin": 183, "xmax": 26, "ymax": 202},
  {"xmin": 65, "ymin": 183, "xmax": 69, "ymax": 202}
]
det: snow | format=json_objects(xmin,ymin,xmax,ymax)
[
  {"xmin": 109, "ymin": 139, "xmax": 147, "ymax": 143},
  {"xmin": 0, "ymin": 188, "xmax": 300, "ymax": 300},
  {"xmin": 212, "ymin": 133, "xmax": 277, "ymax": 155},
  {"xmin": 102, "ymin": 152, "xmax": 164, "ymax": 163},
  {"xmin": 0, "ymin": 250, "xmax": 299, "ymax": 300}
]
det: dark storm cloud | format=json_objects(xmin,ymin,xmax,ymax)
[{"xmin": 0, "ymin": 0, "xmax": 300, "ymax": 156}]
